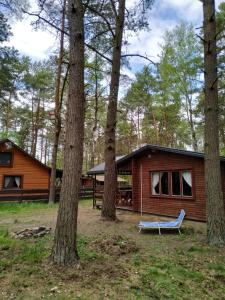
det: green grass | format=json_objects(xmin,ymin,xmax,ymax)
[
  {"xmin": 0, "ymin": 199, "xmax": 92, "ymax": 216},
  {"xmin": 0, "ymin": 228, "xmax": 49, "ymax": 269},
  {"xmin": 0, "ymin": 202, "xmax": 52, "ymax": 217},
  {"xmin": 79, "ymin": 198, "xmax": 93, "ymax": 206},
  {"xmin": 77, "ymin": 235, "xmax": 99, "ymax": 261},
  {"xmin": 1, "ymin": 202, "xmax": 225, "ymax": 300}
]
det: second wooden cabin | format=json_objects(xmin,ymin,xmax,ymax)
[{"xmin": 88, "ymin": 144, "xmax": 225, "ymax": 221}]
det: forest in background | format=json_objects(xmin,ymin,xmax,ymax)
[{"xmin": 1, "ymin": 2, "xmax": 225, "ymax": 173}]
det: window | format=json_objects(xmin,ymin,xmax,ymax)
[
  {"xmin": 0, "ymin": 152, "xmax": 12, "ymax": 166},
  {"xmin": 161, "ymin": 172, "xmax": 169, "ymax": 195},
  {"xmin": 151, "ymin": 171, "xmax": 169, "ymax": 196},
  {"xmin": 152, "ymin": 172, "xmax": 160, "ymax": 195},
  {"xmin": 151, "ymin": 170, "xmax": 193, "ymax": 198},
  {"xmin": 3, "ymin": 176, "xmax": 22, "ymax": 189},
  {"xmin": 172, "ymin": 171, "xmax": 181, "ymax": 195},
  {"xmin": 182, "ymin": 171, "xmax": 192, "ymax": 196}
]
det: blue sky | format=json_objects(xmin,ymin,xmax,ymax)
[{"xmin": 6, "ymin": 0, "xmax": 224, "ymax": 81}]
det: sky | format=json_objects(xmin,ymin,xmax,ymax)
[{"xmin": 5, "ymin": 0, "xmax": 225, "ymax": 80}]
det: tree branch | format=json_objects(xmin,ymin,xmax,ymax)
[
  {"xmin": 110, "ymin": 0, "xmax": 117, "ymax": 17},
  {"xmin": 90, "ymin": 29, "xmax": 112, "ymax": 42},
  {"xmin": 121, "ymin": 53, "xmax": 157, "ymax": 65},
  {"xmin": 210, "ymin": 76, "xmax": 219, "ymax": 90},
  {"xmin": 84, "ymin": 3, "xmax": 115, "ymax": 38},
  {"xmin": 59, "ymin": 63, "xmax": 69, "ymax": 112},
  {"xmin": 85, "ymin": 43, "xmax": 112, "ymax": 63},
  {"xmin": 22, "ymin": 9, "xmax": 68, "ymax": 36},
  {"xmin": 196, "ymin": 34, "xmax": 206, "ymax": 44}
]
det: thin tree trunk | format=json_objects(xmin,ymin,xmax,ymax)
[
  {"xmin": 5, "ymin": 91, "xmax": 12, "ymax": 136},
  {"xmin": 49, "ymin": 0, "xmax": 66, "ymax": 204},
  {"xmin": 40, "ymin": 128, "xmax": 44, "ymax": 162},
  {"xmin": 31, "ymin": 94, "xmax": 35, "ymax": 155},
  {"xmin": 203, "ymin": 0, "xmax": 225, "ymax": 245},
  {"xmin": 51, "ymin": 0, "xmax": 85, "ymax": 265},
  {"xmin": 185, "ymin": 94, "xmax": 198, "ymax": 151},
  {"xmin": 102, "ymin": 0, "xmax": 126, "ymax": 221},
  {"xmin": 44, "ymin": 136, "xmax": 48, "ymax": 165},
  {"xmin": 137, "ymin": 106, "xmax": 140, "ymax": 147},
  {"xmin": 188, "ymin": 101, "xmax": 198, "ymax": 151},
  {"xmin": 91, "ymin": 54, "xmax": 99, "ymax": 168},
  {"xmin": 31, "ymin": 97, "xmax": 41, "ymax": 157}
]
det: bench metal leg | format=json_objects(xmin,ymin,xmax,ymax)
[
  {"xmin": 158, "ymin": 227, "xmax": 161, "ymax": 235},
  {"xmin": 139, "ymin": 228, "xmax": 142, "ymax": 233},
  {"xmin": 178, "ymin": 228, "xmax": 181, "ymax": 235}
]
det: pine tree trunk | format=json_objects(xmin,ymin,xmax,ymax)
[
  {"xmin": 185, "ymin": 94, "xmax": 198, "ymax": 151},
  {"xmin": 49, "ymin": 0, "xmax": 65, "ymax": 204},
  {"xmin": 31, "ymin": 94, "xmax": 35, "ymax": 155},
  {"xmin": 31, "ymin": 97, "xmax": 41, "ymax": 157},
  {"xmin": 5, "ymin": 91, "xmax": 12, "ymax": 136},
  {"xmin": 203, "ymin": 0, "xmax": 225, "ymax": 245},
  {"xmin": 188, "ymin": 98, "xmax": 198, "ymax": 151},
  {"xmin": 51, "ymin": 0, "xmax": 85, "ymax": 265},
  {"xmin": 44, "ymin": 137, "xmax": 48, "ymax": 165},
  {"xmin": 102, "ymin": 0, "xmax": 126, "ymax": 221},
  {"xmin": 91, "ymin": 54, "xmax": 99, "ymax": 168},
  {"xmin": 40, "ymin": 128, "xmax": 44, "ymax": 161}
]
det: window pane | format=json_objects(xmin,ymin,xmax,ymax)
[
  {"xmin": 182, "ymin": 171, "xmax": 192, "ymax": 196},
  {"xmin": 4, "ymin": 176, "xmax": 21, "ymax": 189},
  {"xmin": 152, "ymin": 172, "xmax": 160, "ymax": 195},
  {"xmin": 161, "ymin": 172, "xmax": 168, "ymax": 195},
  {"xmin": 172, "ymin": 172, "xmax": 180, "ymax": 195},
  {"xmin": 0, "ymin": 152, "xmax": 12, "ymax": 166}
]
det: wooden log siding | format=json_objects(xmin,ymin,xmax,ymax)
[
  {"xmin": 0, "ymin": 188, "xmax": 92, "ymax": 202},
  {"xmin": 0, "ymin": 143, "xmax": 93, "ymax": 202},
  {"xmin": 0, "ymin": 145, "xmax": 50, "ymax": 191},
  {"xmin": 131, "ymin": 151, "xmax": 212, "ymax": 221}
]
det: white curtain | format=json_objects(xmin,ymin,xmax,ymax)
[
  {"xmin": 15, "ymin": 177, "xmax": 21, "ymax": 187},
  {"xmin": 4, "ymin": 177, "xmax": 10, "ymax": 188},
  {"xmin": 152, "ymin": 172, "xmax": 159, "ymax": 195},
  {"xmin": 182, "ymin": 171, "xmax": 192, "ymax": 187}
]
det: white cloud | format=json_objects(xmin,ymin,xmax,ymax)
[
  {"xmin": 5, "ymin": 0, "xmax": 225, "ymax": 66},
  {"xmin": 123, "ymin": 0, "xmax": 224, "ymax": 74},
  {"xmin": 5, "ymin": 17, "xmax": 57, "ymax": 60}
]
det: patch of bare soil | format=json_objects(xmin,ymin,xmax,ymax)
[
  {"xmin": 90, "ymin": 234, "xmax": 138, "ymax": 256},
  {"xmin": 41, "ymin": 233, "xmax": 138, "ymax": 291}
]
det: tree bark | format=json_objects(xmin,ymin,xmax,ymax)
[
  {"xmin": 185, "ymin": 93, "xmax": 198, "ymax": 151},
  {"xmin": 189, "ymin": 105, "xmax": 198, "ymax": 151},
  {"xmin": 90, "ymin": 54, "xmax": 99, "ymax": 168},
  {"xmin": 5, "ymin": 91, "xmax": 12, "ymax": 136},
  {"xmin": 51, "ymin": 0, "xmax": 85, "ymax": 264},
  {"xmin": 31, "ymin": 97, "xmax": 41, "ymax": 157},
  {"xmin": 49, "ymin": 0, "xmax": 66, "ymax": 204},
  {"xmin": 102, "ymin": 0, "xmax": 126, "ymax": 221},
  {"xmin": 203, "ymin": 0, "xmax": 225, "ymax": 245}
]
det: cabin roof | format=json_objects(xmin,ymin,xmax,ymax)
[
  {"xmin": 87, "ymin": 144, "xmax": 225, "ymax": 175},
  {"xmin": 0, "ymin": 139, "xmax": 62, "ymax": 174},
  {"xmin": 88, "ymin": 156, "xmax": 125, "ymax": 175}
]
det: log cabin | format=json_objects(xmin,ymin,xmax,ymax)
[
  {"xmin": 88, "ymin": 144, "xmax": 225, "ymax": 221},
  {"xmin": 0, "ymin": 139, "xmax": 93, "ymax": 201},
  {"xmin": 0, "ymin": 139, "xmax": 62, "ymax": 202}
]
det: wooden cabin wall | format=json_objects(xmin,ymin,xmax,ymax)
[
  {"xmin": 0, "ymin": 144, "xmax": 50, "ymax": 191},
  {"xmin": 131, "ymin": 151, "xmax": 213, "ymax": 221}
]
